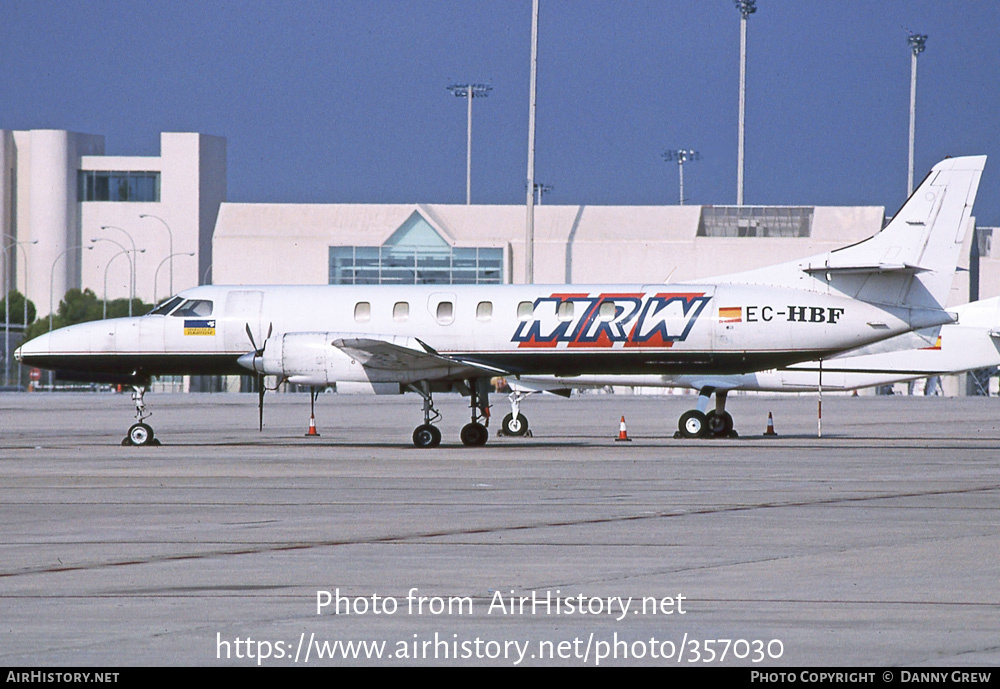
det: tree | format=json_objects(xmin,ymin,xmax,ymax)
[{"xmin": 0, "ymin": 290, "xmax": 36, "ymax": 325}]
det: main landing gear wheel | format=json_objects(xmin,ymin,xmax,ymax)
[
  {"xmin": 413, "ymin": 423, "xmax": 442, "ymax": 448},
  {"xmin": 124, "ymin": 422, "xmax": 157, "ymax": 447},
  {"xmin": 501, "ymin": 413, "xmax": 529, "ymax": 437},
  {"xmin": 706, "ymin": 410, "xmax": 736, "ymax": 438},
  {"xmin": 678, "ymin": 410, "xmax": 708, "ymax": 439},
  {"xmin": 460, "ymin": 422, "xmax": 489, "ymax": 446}
]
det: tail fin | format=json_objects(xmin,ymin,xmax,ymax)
[{"xmin": 714, "ymin": 155, "xmax": 986, "ymax": 311}]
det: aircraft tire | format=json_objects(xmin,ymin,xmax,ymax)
[
  {"xmin": 413, "ymin": 424, "xmax": 442, "ymax": 448},
  {"xmin": 501, "ymin": 413, "xmax": 529, "ymax": 437},
  {"xmin": 706, "ymin": 410, "xmax": 734, "ymax": 438},
  {"xmin": 678, "ymin": 410, "xmax": 709, "ymax": 439},
  {"xmin": 127, "ymin": 423, "xmax": 155, "ymax": 446},
  {"xmin": 460, "ymin": 422, "xmax": 489, "ymax": 446}
]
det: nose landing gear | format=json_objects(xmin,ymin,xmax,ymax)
[{"xmin": 123, "ymin": 385, "xmax": 160, "ymax": 446}]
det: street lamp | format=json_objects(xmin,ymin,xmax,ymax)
[
  {"xmin": 101, "ymin": 225, "xmax": 138, "ymax": 308},
  {"xmin": 154, "ymin": 252, "xmax": 194, "ymax": 304},
  {"xmin": 735, "ymin": 0, "xmax": 756, "ymax": 206},
  {"xmin": 91, "ymin": 237, "xmax": 143, "ymax": 317},
  {"xmin": 102, "ymin": 248, "xmax": 144, "ymax": 319},
  {"xmin": 49, "ymin": 245, "xmax": 93, "ymax": 334},
  {"xmin": 533, "ymin": 182, "xmax": 553, "ymax": 206},
  {"xmin": 447, "ymin": 83, "xmax": 492, "ymax": 204},
  {"xmin": 662, "ymin": 150, "xmax": 701, "ymax": 205},
  {"xmin": 907, "ymin": 31, "xmax": 927, "ymax": 196},
  {"xmin": 3, "ymin": 239, "xmax": 38, "ymax": 386},
  {"xmin": 525, "ymin": 0, "xmax": 540, "ymax": 284},
  {"xmin": 139, "ymin": 214, "xmax": 174, "ymax": 297}
]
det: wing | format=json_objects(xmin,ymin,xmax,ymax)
[{"xmin": 332, "ymin": 334, "xmax": 500, "ymax": 382}]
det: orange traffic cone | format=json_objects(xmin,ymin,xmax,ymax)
[
  {"xmin": 615, "ymin": 416, "xmax": 632, "ymax": 442},
  {"xmin": 305, "ymin": 413, "xmax": 321, "ymax": 437},
  {"xmin": 763, "ymin": 412, "xmax": 777, "ymax": 436}
]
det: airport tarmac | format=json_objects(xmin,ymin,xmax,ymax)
[{"xmin": 1, "ymin": 390, "xmax": 998, "ymax": 667}]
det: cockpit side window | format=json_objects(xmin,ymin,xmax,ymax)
[
  {"xmin": 171, "ymin": 299, "xmax": 214, "ymax": 317},
  {"xmin": 150, "ymin": 296, "xmax": 184, "ymax": 316}
]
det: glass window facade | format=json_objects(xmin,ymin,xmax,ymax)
[
  {"xmin": 330, "ymin": 246, "xmax": 503, "ymax": 284},
  {"xmin": 698, "ymin": 206, "xmax": 813, "ymax": 238},
  {"xmin": 78, "ymin": 170, "xmax": 161, "ymax": 202}
]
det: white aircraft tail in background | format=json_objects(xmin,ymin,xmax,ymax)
[{"xmin": 508, "ymin": 296, "xmax": 1000, "ymax": 438}]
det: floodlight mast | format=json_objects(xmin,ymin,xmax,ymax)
[
  {"xmin": 663, "ymin": 150, "xmax": 701, "ymax": 205},
  {"xmin": 447, "ymin": 83, "xmax": 491, "ymax": 205},
  {"xmin": 907, "ymin": 32, "xmax": 927, "ymax": 196},
  {"xmin": 735, "ymin": 0, "xmax": 756, "ymax": 206}
]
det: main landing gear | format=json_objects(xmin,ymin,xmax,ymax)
[
  {"xmin": 122, "ymin": 384, "xmax": 160, "ymax": 446},
  {"xmin": 676, "ymin": 387, "xmax": 738, "ymax": 439},
  {"xmin": 407, "ymin": 378, "xmax": 491, "ymax": 448}
]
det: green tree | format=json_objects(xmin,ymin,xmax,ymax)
[
  {"xmin": 0, "ymin": 290, "xmax": 37, "ymax": 324},
  {"xmin": 23, "ymin": 288, "xmax": 151, "ymax": 341}
]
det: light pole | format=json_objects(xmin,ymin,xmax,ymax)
[
  {"xmin": 140, "ymin": 214, "xmax": 174, "ymax": 297},
  {"xmin": 907, "ymin": 32, "xmax": 927, "ymax": 196},
  {"xmin": 525, "ymin": 0, "xmax": 539, "ymax": 284},
  {"xmin": 101, "ymin": 226, "xmax": 138, "ymax": 309},
  {"xmin": 91, "ymin": 237, "xmax": 142, "ymax": 317},
  {"xmin": 49, "ymin": 245, "xmax": 93, "ymax": 334},
  {"xmin": 663, "ymin": 150, "xmax": 701, "ymax": 205},
  {"xmin": 2, "ymin": 239, "xmax": 38, "ymax": 385},
  {"xmin": 533, "ymin": 183, "xmax": 553, "ymax": 206},
  {"xmin": 735, "ymin": 0, "xmax": 756, "ymax": 206},
  {"xmin": 102, "ymin": 249, "xmax": 144, "ymax": 319},
  {"xmin": 447, "ymin": 83, "xmax": 492, "ymax": 205},
  {"xmin": 154, "ymin": 252, "xmax": 194, "ymax": 304}
]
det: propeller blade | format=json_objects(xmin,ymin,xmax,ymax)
[{"xmin": 245, "ymin": 323, "xmax": 258, "ymax": 353}]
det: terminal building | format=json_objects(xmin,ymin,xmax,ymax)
[{"xmin": 2, "ymin": 129, "xmax": 997, "ymax": 394}]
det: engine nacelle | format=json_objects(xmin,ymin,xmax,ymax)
[{"xmin": 252, "ymin": 332, "xmax": 359, "ymax": 386}]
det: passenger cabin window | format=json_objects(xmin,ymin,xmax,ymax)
[
  {"xmin": 517, "ymin": 301, "xmax": 533, "ymax": 321},
  {"xmin": 171, "ymin": 299, "xmax": 213, "ymax": 317},
  {"xmin": 150, "ymin": 296, "xmax": 183, "ymax": 316},
  {"xmin": 476, "ymin": 301, "xmax": 493, "ymax": 321},
  {"xmin": 436, "ymin": 301, "xmax": 454, "ymax": 325},
  {"xmin": 355, "ymin": 302, "xmax": 371, "ymax": 322},
  {"xmin": 393, "ymin": 302, "xmax": 409, "ymax": 322},
  {"xmin": 598, "ymin": 302, "xmax": 616, "ymax": 321},
  {"xmin": 557, "ymin": 301, "xmax": 574, "ymax": 322}
]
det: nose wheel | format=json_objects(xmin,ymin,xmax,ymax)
[{"xmin": 122, "ymin": 385, "xmax": 160, "ymax": 446}]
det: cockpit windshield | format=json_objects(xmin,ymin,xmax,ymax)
[
  {"xmin": 171, "ymin": 299, "xmax": 214, "ymax": 317},
  {"xmin": 149, "ymin": 296, "xmax": 184, "ymax": 316}
]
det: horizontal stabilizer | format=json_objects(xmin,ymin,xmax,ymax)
[{"xmin": 801, "ymin": 263, "xmax": 928, "ymax": 275}]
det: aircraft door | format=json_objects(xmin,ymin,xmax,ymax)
[{"xmin": 223, "ymin": 290, "xmax": 264, "ymax": 353}]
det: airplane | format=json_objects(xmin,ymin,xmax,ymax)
[
  {"xmin": 14, "ymin": 155, "xmax": 986, "ymax": 447},
  {"xmin": 501, "ymin": 295, "xmax": 1000, "ymax": 438}
]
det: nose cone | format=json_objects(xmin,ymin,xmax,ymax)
[
  {"xmin": 14, "ymin": 330, "xmax": 55, "ymax": 367},
  {"xmin": 237, "ymin": 351, "xmax": 262, "ymax": 374}
]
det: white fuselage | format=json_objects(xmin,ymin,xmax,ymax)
[{"xmin": 16, "ymin": 282, "xmax": 952, "ymax": 386}]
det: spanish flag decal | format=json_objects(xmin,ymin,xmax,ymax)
[
  {"xmin": 921, "ymin": 336, "xmax": 942, "ymax": 351},
  {"xmin": 184, "ymin": 319, "xmax": 216, "ymax": 336},
  {"xmin": 718, "ymin": 307, "xmax": 742, "ymax": 323}
]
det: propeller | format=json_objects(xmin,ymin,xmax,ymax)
[{"xmin": 245, "ymin": 323, "xmax": 273, "ymax": 431}]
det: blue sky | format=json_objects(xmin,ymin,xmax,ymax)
[{"xmin": 3, "ymin": 1, "xmax": 999, "ymax": 224}]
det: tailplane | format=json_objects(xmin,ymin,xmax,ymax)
[{"xmin": 711, "ymin": 155, "xmax": 986, "ymax": 311}]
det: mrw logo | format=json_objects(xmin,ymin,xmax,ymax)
[{"xmin": 512, "ymin": 292, "xmax": 711, "ymax": 348}]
